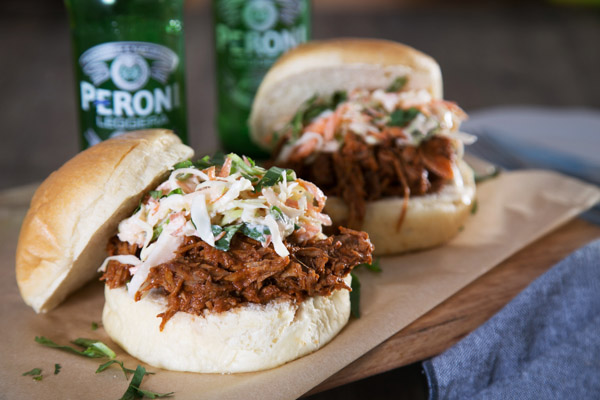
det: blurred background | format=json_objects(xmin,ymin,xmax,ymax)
[{"xmin": 1, "ymin": 0, "xmax": 599, "ymax": 190}]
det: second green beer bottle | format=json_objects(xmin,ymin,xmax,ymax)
[{"xmin": 213, "ymin": 0, "xmax": 311, "ymax": 158}]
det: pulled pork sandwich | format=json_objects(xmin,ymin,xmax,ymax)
[
  {"xmin": 16, "ymin": 130, "xmax": 373, "ymax": 373},
  {"xmin": 250, "ymin": 39, "xmax": 476, "ymax": 255}
]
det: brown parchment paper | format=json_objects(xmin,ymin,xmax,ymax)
[{"xmin": 1, "ymin": 170, "xmax": 599, "ymax": 400}]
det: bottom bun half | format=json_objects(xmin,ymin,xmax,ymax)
[
  {"xmin": 325, "ymin": 160, "xmax": 476, "ymax": 256},
  {"xmin": 102, "ymin": 276, "xmax": 351, "ymax": 373}
]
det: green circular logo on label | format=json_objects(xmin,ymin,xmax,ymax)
[
  {"xmin": 242, "ymin": 0, "xmax": 277, "ymax": 31},
  {"xmin": 110, "ymin": 54, "xmax": 150, "ymax": 91}
]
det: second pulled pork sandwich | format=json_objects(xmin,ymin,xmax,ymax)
[{"xmin": 249, "ymin": 39, "xmax": 476, "ymax": 255}]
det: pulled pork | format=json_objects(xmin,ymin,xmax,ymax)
[
  {"xmin": 276, "ymin": 134, "xmax": 456, "ymax": 229},
  {"xmin": 102, "ymin": 228, "xmax": 373, "ymax": 330}
]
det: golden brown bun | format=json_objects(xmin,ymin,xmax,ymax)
[
  {"xmin": 324, "ymin": 160, "xmax": 476, "ymax": 255},
  {"xmin": 250, "ymin": 38, "xmax": 443, "ymax": 149},
  {"xmin": 16, "ymin": 130, "xmax": 194, "ymax": 313},
  {"xmin": 102, "ymin": 275, "xmax": 352, "ymax": 373}
]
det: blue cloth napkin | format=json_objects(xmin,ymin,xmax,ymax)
[{"xmin": 422, "ymin": 239, "xmax": 600, "ymax": 399}]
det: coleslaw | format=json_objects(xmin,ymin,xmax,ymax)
[
  {"xmin": 275, "ymin": 77, "xmax": 476, "ymax": 163},
  {"xmin": 98, "ymin": 153, "xmax": 332, "ymax": 297}
]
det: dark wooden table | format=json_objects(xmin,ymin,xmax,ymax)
[
  {"xmin": 2, "ymin": 2, "xmax": 599, "ymax": 399},
  {"xmin": 305, "ymin": 218, "xmax": 600, "ymax": 399}
]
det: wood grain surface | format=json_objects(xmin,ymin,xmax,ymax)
[
  {"xmin": 3, "ymin": 182, "xmax": 599, "ymax": 399},
  {"xmin": 307, "ymin": 218, "xmax": 600, "ymax": 395}
]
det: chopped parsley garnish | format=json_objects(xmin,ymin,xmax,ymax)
[
  {"xmin": 210, "ymin": 223, "xmax": 272, "ymax": 251},
  {"xmin": 301, "ymin": 103, "xmax": 328, "ymax": 126},
  {"xmin": 291, "ymin": 96, "xmax": 314, "ymax": 135},
  {"xmin": 350, "ymin": 272, "xmax": 361, "ymax": 318},
  {"xmin": 143, "ymin": 188, "xmax": 183, "ymax": 206},
  {"xmin": 173, "ymin": 160, "xmax": 194, "ymax": 169},
  {"xmin": 54, "ymin": 364, "xmax": 61, "ymax": 375},
  {"xmin": 350, "ymin": 258, "xmax": 382, "ymax": 318},
  {"xmin": 151, "ymin": 220, "xmax": 168, "ymax": 242},
  {"xmin": 211, "ymin": 224, "xmax": 242, "ymax": 251},
  {"xmin": 167, "ymin": 188, "xmax": 183, "ymax": 196},
  {"xmin": 386, "ymin": 76, "xmax": 408, "ymax": 92},
  {"xmin": 388, "ymin": 107, "xmax": 420, "ymax": 127},
  {"xmin": 91, "ymin": 321, "xmax": 98, "ymax": 330},
  {"xmin": 194, "ymin": 152, "xmax": 226, "ymax": 169},
  {"xmin": 331, "ymin": 90, "xmax": 348, "ymax": 108},
  {"xmin": 290, "ymin": 91, "xmax": 348, "ymax": 136},
  {"xmin": 471, "ymin": 199, "xmax": 478, "ymax": 215},
  {"xmin": 474, "ymin": 166, "xmax": 501, "ymax": 183},
  {"xmin": 119, "ymin": 365, "xmax": 173, "ymax": 400},
  {"xmin": 357, "ymin": 257, "xmax": 382, "ymax": 273},
  {"xmin": 97, "ymin": 360, "xmax": 137, "ymax": 379},
  {"xmin": 22, "ymin": 368, "xmax": 42, "ymax": 378},
  {"xmin": 270, "ymin": 206, "xmax": 284, "ymax": 221},
  {"xmin": 218, "ymin": 153, "xmax": 274, "ymax": 185},
  {"xmin": 245, "ymin": 156, "xmax": 257, "ymax": 167},
  {"xmin": 254, "ymin": 166, "xmax": 295, "ymax": 193},
  {"xmin": 35, "ymin": 336, "xmax": 116, "ymax": 359},
  {"xmin": 239, "ymin": 223, "xmax": 270, "ymax": 242},
  {"xmin": 270, "ymin": 206, "xmax": 292, "ymax": 226},
  {"xmin": 149, "ymin": 190, "xmax": 162, "ymax": 200},
  {"xmin": 72, "ymin": 338, "xmax": 117, "ymax": 358}
]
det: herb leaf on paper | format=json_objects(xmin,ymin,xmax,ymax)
[
  {"xmin": 356, "ymin": 257, "xmax": 382, "ymax": 273},
  {"xmin": 72, "ymin": 338, "xmax": 117, "ymax": 359},
  {"xmin": 350, "ymin": 272, "xmax": 361, "ymax": 318},
  {"xmin": 22, "ymin": 368, "xmax": 42, "ymax": 376},
  {"xmin": 22, "ymin": 368, "xmax": 43, "ymax": 381},
  {"xmin": 350, "ymin": 257, "xmax": 382, "ymax": 318},
  {"xmin": 35, "ymin": 336, "xmax": 116, "ymax": 359},
  {"xmin": 120, "ymin": 365, "xmax": 173, "ymax": 400},
  {"xmin": 96, "ymin": 360, "xmax": 137, "ymax": 379}
]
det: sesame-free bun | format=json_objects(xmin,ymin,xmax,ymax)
[
  {"xmin": 250, "ymin": 38, "xmax": 443, "ymax": 149},
  {"xmin": 16, "ymin": 130, "xmax": 194, "ymax": 313},
  {"xmin": 324, "ymin": 160, "xmax": 476, "ymax": 256},
  {"xmin": 102, "ymin": 275, "xmax": 352, "ymax": 373}
]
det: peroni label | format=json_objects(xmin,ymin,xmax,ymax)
[{"xmin": 78, "ymin": 41, "xmax": 182, "ymax": 146}]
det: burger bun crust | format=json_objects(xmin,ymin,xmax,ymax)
[
  {"xmin": 102, "ymin": 276, "xmax": 352, "ymax": 373},
  {"xmin": 16, "ymin": 130, "xmax": 194, "ymax": 313},
  {"xmin": 324, "ymin": 160, "xmax": 476, "ymax": 255},
  {"xmin": 250, "ymin": 38, "xmax": 443, "ymax": 150}
]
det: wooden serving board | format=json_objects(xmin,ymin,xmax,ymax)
[
  {"xmin": 3, "ymin": 179, "xmax": 599, "ymax": 399},
  {"xmin": 308, "ymin": 218, "xmax": 600, "ymax": 395}
]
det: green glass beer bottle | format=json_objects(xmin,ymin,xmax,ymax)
[
  {"xmin": 213, "ymin": 0, "xmax": 310, "ymax": 158},
  {"xmin": 65, "ymin": 0, "xmax": 188, "ymax": 149}
]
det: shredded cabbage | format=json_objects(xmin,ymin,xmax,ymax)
[
  {"xmin": 103, "ymin": 153, "xmax": 332, "ymax": 297},
  {"xmin": 277, "ymin": 87, "xmax": 472, "ymax": 163}
]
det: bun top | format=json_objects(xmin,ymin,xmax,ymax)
[
  {"xmin": 250, "ymin": 38, "xmax": 443, "ymax": 149},
  {"xmin": 16, "ymin": 130, "xmax": 194, "ymax": 313}
]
